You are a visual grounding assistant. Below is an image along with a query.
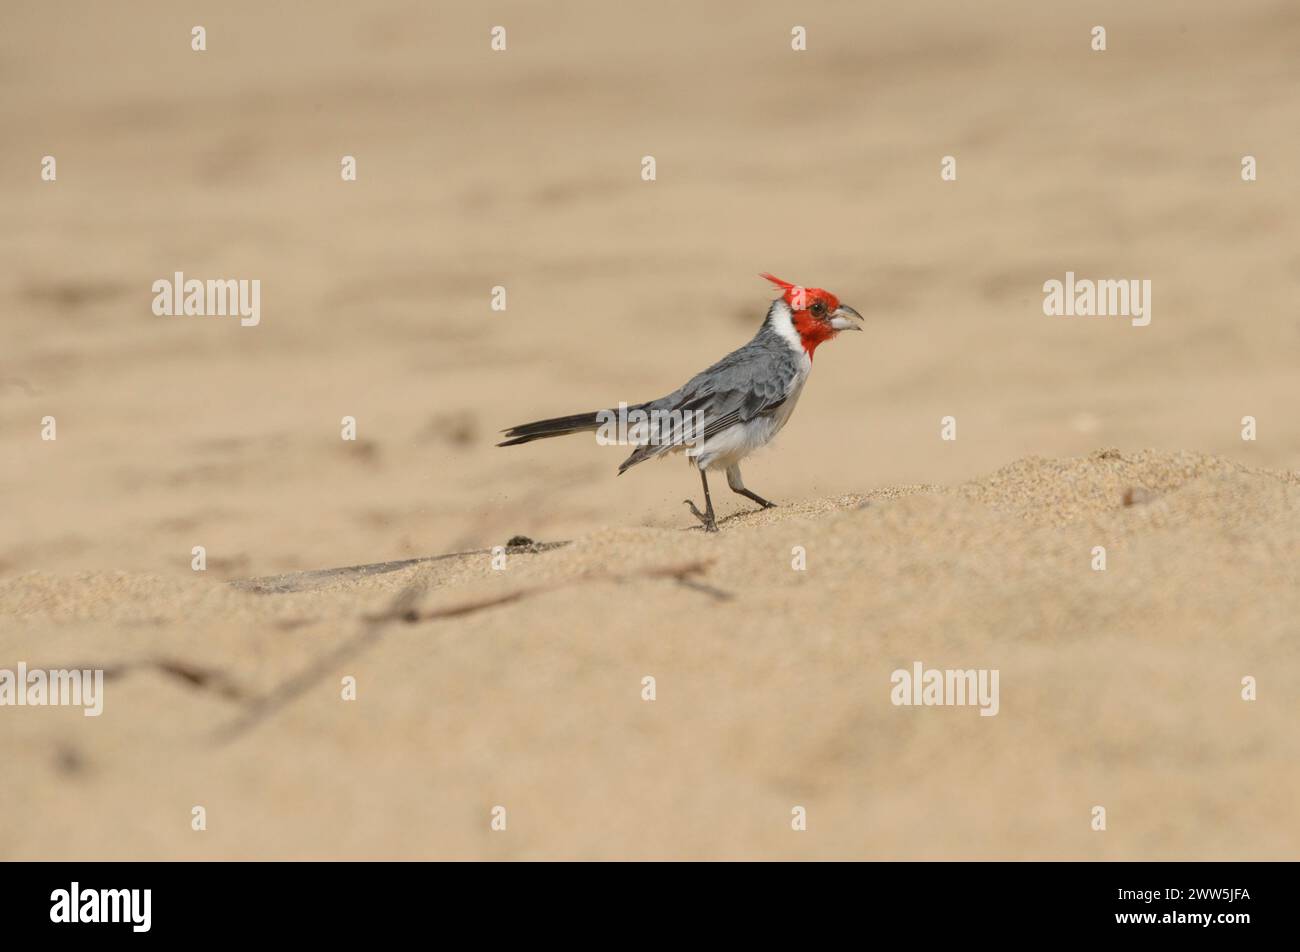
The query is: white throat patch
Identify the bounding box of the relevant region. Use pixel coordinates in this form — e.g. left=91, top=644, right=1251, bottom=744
left=766, top=299, right=806, bottom=357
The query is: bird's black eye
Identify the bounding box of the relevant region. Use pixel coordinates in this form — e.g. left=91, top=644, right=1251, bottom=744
left=810, top=301, right=826, bottom=317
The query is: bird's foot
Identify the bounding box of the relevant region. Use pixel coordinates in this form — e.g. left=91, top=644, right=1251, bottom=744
left=683, top=499, right=718, bottom=532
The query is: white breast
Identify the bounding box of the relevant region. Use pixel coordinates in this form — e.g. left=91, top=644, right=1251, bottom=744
left=691, top=302, right=812, bottom=472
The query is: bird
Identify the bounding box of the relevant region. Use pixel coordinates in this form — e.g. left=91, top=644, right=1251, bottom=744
left=498, top=274, right=863, bottom=531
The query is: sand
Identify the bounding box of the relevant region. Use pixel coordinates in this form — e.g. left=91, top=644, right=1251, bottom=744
left=2, top=450, right=1297, bottom=859
left=2, top=1, right=1299, bottom=859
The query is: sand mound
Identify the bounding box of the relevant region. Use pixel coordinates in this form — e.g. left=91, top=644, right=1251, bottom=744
left=956, top=448, right=1300, bottom=526
left=1, top=450, right=1296, bottom=859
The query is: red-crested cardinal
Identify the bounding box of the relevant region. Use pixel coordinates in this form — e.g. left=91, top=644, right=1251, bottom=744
left=499, top=274, right=863, bottom=531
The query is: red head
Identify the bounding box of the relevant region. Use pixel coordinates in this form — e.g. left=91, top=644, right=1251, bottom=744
left=760, top=273, right=863, bottom=357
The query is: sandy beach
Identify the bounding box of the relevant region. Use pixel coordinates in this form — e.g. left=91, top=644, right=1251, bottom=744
left=2, top=1, right=1298, bottom=859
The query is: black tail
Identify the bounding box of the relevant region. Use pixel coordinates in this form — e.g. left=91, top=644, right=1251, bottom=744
left=498, top=410, right=605, bottom=447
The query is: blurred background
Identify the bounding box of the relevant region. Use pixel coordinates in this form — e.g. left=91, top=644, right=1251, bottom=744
left=3, top=0, right=1299, bottom=577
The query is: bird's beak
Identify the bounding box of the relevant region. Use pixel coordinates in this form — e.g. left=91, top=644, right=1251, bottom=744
left=829, top=304, right=864, bottom=331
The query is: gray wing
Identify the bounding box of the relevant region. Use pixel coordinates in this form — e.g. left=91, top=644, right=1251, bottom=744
left=617, top=333, right=799, bottom=473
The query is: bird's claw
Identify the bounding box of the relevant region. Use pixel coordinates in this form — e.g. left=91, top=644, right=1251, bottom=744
left=683, top=499, right=718, bottom=532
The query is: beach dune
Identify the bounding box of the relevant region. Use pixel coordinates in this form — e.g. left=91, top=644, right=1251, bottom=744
left=2, top=450, right=1296, bottom=860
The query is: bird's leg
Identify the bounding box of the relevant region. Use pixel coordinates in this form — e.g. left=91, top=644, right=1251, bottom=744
left=684, top=469, right=718, bottom=532
left=736, top=488, right=777, bottom=509
left=725, top=464, right=777, bottom=510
